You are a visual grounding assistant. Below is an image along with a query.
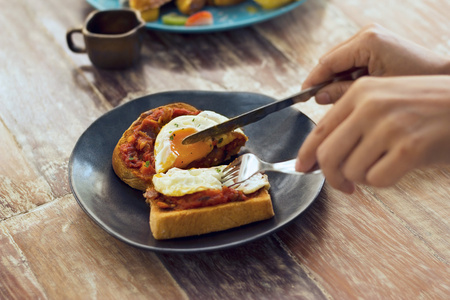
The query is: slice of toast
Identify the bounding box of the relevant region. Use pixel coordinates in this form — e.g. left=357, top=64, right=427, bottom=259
left=112, top=103, right=199, bottom=191
left=149, top=189, right=273, bottom=240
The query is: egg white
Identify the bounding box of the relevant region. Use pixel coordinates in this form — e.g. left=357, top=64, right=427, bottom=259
left=152, top=166, right=270, bottom=197
left=197, top=111, right=245, bottom=146
left=229, top=172, right=271, bottom=194
left=154, top=111, right=247, bottom=173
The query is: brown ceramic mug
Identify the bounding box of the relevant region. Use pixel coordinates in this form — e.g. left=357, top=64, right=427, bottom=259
left=66, top=9, right=146, bottom=69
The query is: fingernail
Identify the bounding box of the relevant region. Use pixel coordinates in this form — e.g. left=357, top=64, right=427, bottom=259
left=295, top=158, right=303, bottom=171
left=341, top=180, right=355, bottom=194
left=315, top=92, right=331, bottom=104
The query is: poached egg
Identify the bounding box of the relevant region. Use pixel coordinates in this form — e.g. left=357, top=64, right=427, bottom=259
left=152, top=166, right=270, bottom=197
left=154, top=111, right=246, bottom=173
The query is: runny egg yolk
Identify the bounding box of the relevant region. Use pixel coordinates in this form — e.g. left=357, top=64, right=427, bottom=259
left=170, top=127, right=212, bottom=168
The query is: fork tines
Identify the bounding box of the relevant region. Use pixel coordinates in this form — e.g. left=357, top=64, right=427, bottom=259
left=221, top=168, right=239, bottom=183
left=220, top=156, right=242, bottom=184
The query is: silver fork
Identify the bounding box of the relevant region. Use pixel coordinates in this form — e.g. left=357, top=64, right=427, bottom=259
left=221, top=153, right=322, bottom=186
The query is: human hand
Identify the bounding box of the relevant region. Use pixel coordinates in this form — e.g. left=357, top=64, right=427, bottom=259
left=296, top=76, right=450, bottom=193
left=303, top=23, right=450, bottom=104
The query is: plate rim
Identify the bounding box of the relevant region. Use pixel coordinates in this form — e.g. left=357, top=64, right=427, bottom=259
left=69, top=90, right=324, bottom=253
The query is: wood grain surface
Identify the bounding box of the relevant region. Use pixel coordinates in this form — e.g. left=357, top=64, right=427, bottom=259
left=1, top=0, right=449, bottom=299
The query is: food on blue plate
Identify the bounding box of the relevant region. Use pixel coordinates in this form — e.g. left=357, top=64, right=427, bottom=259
left=185, top=10, right=214, bottom=26
left=129, top=0, right=171, bottom=21
left=176, top=0, right=206, bottom=15
left=175, top=0, right=245, bottom=15
left=253, top=0, right=293, bottom=9
left=162, top=10, right=214, bottom=26
left=207, top=0, right=246, bottom=6
left=161, top=12, right=189, bottom=25
left=112, top=102, right=274, bottom=240
left=130, top=0, right=295, bottom=27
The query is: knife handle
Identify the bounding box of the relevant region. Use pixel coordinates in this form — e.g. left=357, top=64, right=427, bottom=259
left=291, top=67, right=369, bottom=103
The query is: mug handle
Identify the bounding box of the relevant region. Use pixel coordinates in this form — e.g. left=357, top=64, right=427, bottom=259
left=66, top=28, right=86, bottom=53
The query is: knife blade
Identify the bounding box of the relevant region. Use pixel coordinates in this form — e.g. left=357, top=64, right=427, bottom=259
left=182, top=67, right=368, bottom=145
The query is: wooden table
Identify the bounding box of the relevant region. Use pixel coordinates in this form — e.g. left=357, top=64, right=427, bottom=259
left=1, top=0, right=449, bottom=299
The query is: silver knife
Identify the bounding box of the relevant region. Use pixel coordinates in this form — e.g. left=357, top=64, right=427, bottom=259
left=182, top=67, right=368, bottom=145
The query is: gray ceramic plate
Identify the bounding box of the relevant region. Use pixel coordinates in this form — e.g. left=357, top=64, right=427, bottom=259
left=69, top=91, right=324, bottom=253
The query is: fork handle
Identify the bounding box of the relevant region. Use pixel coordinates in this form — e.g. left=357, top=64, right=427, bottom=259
left=263, top=159, right=322, bottom=175
left=267, top=159, right=297, bottom=174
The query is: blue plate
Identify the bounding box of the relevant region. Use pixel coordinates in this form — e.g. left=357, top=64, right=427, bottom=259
left=86, top=0, right=307, bottom=33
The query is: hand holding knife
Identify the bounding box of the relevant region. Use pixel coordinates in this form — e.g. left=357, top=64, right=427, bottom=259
left=182, top=67, right=368, bottom=145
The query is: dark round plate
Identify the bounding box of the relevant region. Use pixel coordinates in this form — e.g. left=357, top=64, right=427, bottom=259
left=69, top=91, right=324, bottom=253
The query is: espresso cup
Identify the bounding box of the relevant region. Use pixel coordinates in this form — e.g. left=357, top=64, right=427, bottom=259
left=66, top=9, right=146, bottom=69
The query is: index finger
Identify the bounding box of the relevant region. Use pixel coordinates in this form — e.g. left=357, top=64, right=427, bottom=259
left=296, top=93, right=356, bottom=172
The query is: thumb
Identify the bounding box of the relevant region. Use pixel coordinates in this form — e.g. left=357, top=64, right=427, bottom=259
left=314, top=81, right=354, bottom=104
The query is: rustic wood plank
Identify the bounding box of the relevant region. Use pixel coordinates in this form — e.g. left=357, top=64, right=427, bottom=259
left=4, top=196, right=188, bottom=300
left=2, top=0, right=449, bottom=299
left=0, top=0, right=111, bottom=199
left=0, top=224, right=47, bottom=299
left=255, top=0, right=359, bottom=71
left=277, top=184, right=450, bottom=299
left=256, top=4, right=450, bottom=297
left=27, top=0, right=241, bottom=105
left=369, top=167, right=450, bottom=262
left=84, top=26, right=307, bottom=107
left=0, top=121, right=52, bottom=220
left=253, top=0, right=361, bottom=122
left=158, top=235, right=328, bottom=299
left=25, top=1, right=321, bottom=107
left=331, top=0, right=450, bottom=54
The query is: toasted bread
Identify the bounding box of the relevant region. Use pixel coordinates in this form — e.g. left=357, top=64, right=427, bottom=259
left=112, top=103, right=199, bottom=191
left=149, top=188, right=273, bottom=239
left=112, top=102, right=247, bottom=191
left=113, top=102, right=271, bottom=240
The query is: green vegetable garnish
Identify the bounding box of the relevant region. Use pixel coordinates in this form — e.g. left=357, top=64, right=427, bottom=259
left=145, top=161, right=150, bottom=168
left=162, top=13, right=188, bottom=26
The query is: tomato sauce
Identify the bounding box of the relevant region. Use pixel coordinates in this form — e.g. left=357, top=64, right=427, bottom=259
left=186, top=137, right=247, bottom=169
left=145, top=186, right=252, bottom=211
left=119, top=106, right=247, bottom=188
left=119, top=107, right=199, bottom=179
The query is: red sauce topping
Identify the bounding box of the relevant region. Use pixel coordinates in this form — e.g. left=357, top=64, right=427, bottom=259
left=119, top=107, right=199, bottom=180
left=144, top=186, right=251, bottom=211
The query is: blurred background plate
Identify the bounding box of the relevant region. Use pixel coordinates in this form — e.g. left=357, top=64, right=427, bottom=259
left=86, top=0, right=307, bottom=33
